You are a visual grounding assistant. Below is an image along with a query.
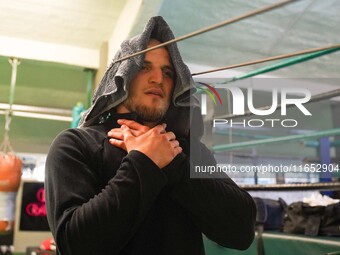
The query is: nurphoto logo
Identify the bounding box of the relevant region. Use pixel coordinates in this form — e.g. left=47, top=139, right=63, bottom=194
left=196, top=82, right=312, bottom=128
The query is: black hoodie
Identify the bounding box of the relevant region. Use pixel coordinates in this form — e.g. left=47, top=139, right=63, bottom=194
left=45, top=16, right=256, bottom=255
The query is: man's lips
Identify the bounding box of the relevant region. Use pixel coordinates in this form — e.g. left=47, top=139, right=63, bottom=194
left=144, top=88, right=164, bottom=98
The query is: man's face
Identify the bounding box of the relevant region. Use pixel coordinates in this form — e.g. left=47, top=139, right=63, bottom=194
left=117, top=39, right=175, bottom=123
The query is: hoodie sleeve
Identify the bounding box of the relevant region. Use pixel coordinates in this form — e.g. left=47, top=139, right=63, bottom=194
left=45, top=129, right=168, bottom=255
left=165, top=139, right=256, bottom=250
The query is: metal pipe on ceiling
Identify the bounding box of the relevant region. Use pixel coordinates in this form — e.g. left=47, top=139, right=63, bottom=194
left=0, top=103, right=72, bottom=122
left=0, top=103, right=72, bottom=116
left=0, top=109, right=72, bottom=122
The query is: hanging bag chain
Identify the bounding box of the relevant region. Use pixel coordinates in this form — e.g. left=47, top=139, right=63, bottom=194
left=0, top=110, right=13, bottom=154
left=0, top=58, right=20, bottom=155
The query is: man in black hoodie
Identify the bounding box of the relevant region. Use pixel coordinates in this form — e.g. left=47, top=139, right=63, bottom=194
left=108, top=38, right=182, bottom=167
left=45, top=16, right=256, bottom=255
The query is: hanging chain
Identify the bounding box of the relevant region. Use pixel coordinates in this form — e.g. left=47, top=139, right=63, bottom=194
left=0, top=58, right=20, bottom=155
left=0, top=111, right=13, bottom=154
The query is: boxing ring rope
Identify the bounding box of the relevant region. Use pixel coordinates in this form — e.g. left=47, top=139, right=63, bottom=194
left=191, top=44, right=340, bottom=76
left=114, top=0, right=297, bottom=63
left=198, top=47, right=340, bottom=81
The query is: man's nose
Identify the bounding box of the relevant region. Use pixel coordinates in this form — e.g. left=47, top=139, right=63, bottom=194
left=149, top=68, right=163, bottom=84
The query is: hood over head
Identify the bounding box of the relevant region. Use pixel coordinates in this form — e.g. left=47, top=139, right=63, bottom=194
left=79, top=16, right=203, bottom=138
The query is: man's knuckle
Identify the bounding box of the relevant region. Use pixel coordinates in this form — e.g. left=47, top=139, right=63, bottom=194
left=161, top=135, right=168, bottom=141
left=151, top=129, right=158, bottom=135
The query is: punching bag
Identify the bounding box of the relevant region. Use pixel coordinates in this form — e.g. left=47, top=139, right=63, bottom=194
left=0, top=153, right=22, bottom=232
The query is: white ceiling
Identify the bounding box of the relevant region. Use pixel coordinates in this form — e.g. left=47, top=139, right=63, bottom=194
left=0, top=0, right=125, bottom=48
left=0, top=0, right=131, bottom=68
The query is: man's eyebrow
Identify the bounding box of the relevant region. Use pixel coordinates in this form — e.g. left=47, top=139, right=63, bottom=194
left=144, top=60, right=174, bottom=71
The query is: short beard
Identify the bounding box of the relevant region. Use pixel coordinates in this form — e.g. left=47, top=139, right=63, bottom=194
left=122, top=98, right=168, bottom=123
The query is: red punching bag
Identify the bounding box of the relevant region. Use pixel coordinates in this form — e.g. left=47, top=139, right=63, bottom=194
left=0, top=153, right=22, bottom=192
left=0, top=58, right=22, bottom=233
left=0, top=153, right=22, bottom=232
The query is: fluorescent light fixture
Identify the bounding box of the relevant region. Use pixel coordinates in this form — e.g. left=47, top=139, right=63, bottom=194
left=0, top=110, right=72, bottom=122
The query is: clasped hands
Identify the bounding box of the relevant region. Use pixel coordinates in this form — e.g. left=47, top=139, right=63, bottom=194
left=108, top=119, right=182, bottom=169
